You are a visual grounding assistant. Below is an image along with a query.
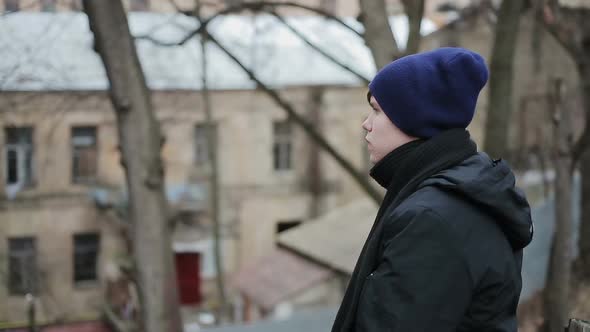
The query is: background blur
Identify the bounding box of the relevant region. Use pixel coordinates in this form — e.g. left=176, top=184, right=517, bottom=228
left=0, top=0, right=589, bottom=331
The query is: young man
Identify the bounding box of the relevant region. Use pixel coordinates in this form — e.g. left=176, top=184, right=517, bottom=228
left=331, top=48, right=534, bottom=332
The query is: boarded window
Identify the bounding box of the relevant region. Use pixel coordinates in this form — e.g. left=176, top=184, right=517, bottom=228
left=73, top=233, right=100, bottom=283
left=273, top=121, right=292, bottom=171
left=8, top=237, right=38, bottom=295
left=72, top=126, right=97, bottom=183
left=194, top=123, right=216, bottom=166
left=5, top=127, right=34, bottom=187
left=4, top=0, right=19, bottom=12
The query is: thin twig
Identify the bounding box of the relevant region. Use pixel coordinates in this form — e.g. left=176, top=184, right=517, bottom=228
left=137, top=1, right=362, bottom=46
left=269, top=10, right=370, bottom=84
left=537, top=3, right=583, bottom=60
left=204, top=31, right=382, bottom=203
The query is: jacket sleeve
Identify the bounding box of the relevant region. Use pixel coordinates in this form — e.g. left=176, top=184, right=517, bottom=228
left=356, top=208, right=473, bottom=332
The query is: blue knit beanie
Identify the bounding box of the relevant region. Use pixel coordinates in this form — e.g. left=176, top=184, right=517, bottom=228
left=368, top=47, right=488, bottom=138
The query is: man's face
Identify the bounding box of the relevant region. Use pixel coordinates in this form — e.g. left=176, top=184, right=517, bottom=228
left=362, top=96, right=416, bottom=164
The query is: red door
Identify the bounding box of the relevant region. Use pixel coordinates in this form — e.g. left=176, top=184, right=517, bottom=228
left=175, top=253, right=202, bottom=305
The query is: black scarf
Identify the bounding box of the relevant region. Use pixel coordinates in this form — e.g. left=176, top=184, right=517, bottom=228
left=331, top=129, right=478, bottom=332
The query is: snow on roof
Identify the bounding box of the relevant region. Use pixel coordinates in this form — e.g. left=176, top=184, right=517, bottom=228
left=0, top=12, right=435, bottom=91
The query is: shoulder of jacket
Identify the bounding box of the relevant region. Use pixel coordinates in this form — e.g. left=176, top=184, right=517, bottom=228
left=381, top=202, right=449, bottom=238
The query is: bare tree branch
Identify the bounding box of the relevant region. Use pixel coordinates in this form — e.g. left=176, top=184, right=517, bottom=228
left=358, top=0, right=399, bottom=69
left=168, top=1, right=362, bottom=46
left=401, top=0, right=425, bottom=55
left=197, top=0, right=229, bottom=321
left=268, top=10, right=370, bottom=84
left=483, top=0, right=525, bottom=158
left=136, top=9, right=370, bottom=86
left=202, top=31, right=383, bottom=203
left=139, top=1, right=382, bottom=202
left=538, top=3, right=584, bottom=60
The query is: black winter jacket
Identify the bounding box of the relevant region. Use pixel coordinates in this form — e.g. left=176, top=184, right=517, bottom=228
left=332, top=132, right=533, bottom=332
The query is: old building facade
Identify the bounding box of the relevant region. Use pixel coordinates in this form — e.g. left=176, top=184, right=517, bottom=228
left=0, top=11, right=375, bottom=327
left=0, top=86, right=370, bottom=325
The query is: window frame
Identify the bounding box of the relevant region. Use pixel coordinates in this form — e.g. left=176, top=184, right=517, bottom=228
left=71, top=126, right=98, bottom=184
left=194, top=123, right=216, bottom=166
left=4, top=126, right=35, bottom=189
left=4, top=0, right=20, bottom=12
left=273, top=121, right=293, bottom=171
left=8, top=237, right=38, bottom=296
left=73, top=232, right=100, bottom=285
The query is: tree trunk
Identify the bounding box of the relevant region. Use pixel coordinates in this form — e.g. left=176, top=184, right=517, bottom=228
left=543, top=79, right=574, bottom=332
left=307, top=87, right=324, bottom=218
left=576, top=61, right=590, bottom=280
left=83, top=1, right=182, bottom=332
left=401, top=0, right=424, bottom=55
left=200, top=28, right=228, bottom=322
left=483, top=0, right=525, bottom=159
left=358, top=0, right=399, bottom=70
left=204, top=32, right=384, bottom=203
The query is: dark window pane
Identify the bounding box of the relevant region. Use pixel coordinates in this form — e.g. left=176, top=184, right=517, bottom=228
left=8, top=237, right=37, bottom=295
left=7, top=150, right=18, bottom=184
left=72, top=126, right=97, bottom=183
left=72, top=127, right=96, bottom=146
left=273, top=144, right=280, bottom=170
left=5, top=127, right=34, bottom=186
left=74, top=233, right=100, bottom=283
left=5, top=127, right=32, bottom=144
left=5, top=0, right=19, bottom=12
left=273, top=121, right=292, bottom=171
left=24, top=148, right=33, bottom=185
left=194, top=123, right=216, bottom=165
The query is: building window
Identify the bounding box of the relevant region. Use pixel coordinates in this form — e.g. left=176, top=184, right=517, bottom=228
left=4, top=0, right=19, bottom=12
left=5, top=127, right=34, bottom=188
left=273, top=121, right=292, bottom=171
left=194, top=123, right=216, bottom=166
left=41, top=0, right=55, bottom=11
left=71, top=126, right=97, bottom=183
left=129, top=0, right=149, bottom=11
left=73, top=233, right=100, bottom=284
left=8, top=237, right=38, bottom=295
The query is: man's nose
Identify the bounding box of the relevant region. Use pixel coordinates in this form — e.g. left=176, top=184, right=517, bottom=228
left=362, top=117, right=371, bottom=131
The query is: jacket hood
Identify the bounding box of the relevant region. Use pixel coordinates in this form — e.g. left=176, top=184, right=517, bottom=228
left=420, top=153, right=533, bottom=250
